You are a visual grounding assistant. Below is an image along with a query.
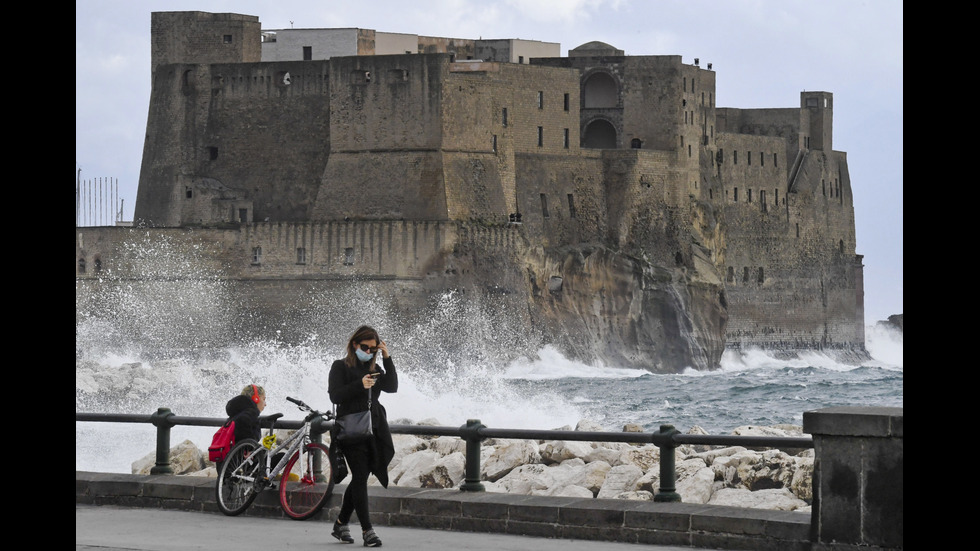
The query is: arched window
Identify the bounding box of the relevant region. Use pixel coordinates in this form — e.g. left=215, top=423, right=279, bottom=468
left=583, top=119, right=617, bottom=149
left=582, top=72, right=618, bottom=108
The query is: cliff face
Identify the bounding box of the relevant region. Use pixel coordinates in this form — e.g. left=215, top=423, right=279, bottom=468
left=524, top=246, right=726, bottom=372
left=425, top=232, right=728, bottom=372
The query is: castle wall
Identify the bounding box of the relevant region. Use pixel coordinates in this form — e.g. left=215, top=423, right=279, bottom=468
left=135, top=60, right=333, bottom=226
left=151, top=12, right=261, bottom=74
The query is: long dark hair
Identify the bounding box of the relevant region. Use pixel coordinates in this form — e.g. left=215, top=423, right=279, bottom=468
left=343, top=325, right=380, bottom=368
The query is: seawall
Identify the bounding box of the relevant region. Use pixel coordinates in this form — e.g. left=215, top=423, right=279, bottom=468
left=76, top=471, right=812, bottom=550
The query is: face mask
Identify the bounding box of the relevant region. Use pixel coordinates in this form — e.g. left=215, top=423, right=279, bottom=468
left=355, top=348, right=374, bottom=362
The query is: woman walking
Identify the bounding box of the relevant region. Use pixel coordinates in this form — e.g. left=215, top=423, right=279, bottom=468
left=328, top=325, right=398, bottom=547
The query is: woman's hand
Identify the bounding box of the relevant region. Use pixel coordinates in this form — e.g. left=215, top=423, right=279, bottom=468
left=362, top=372, right=378, bottom=389
left=378, top=340, right=389, bottom=359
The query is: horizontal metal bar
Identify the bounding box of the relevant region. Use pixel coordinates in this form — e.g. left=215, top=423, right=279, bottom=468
left=77, top=412, right=812, bottom=449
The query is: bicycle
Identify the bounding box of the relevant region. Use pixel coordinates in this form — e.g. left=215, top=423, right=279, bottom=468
left=216, top=397, right=336, bottom=520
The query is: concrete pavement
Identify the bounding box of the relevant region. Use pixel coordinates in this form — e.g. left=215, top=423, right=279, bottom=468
left=76, top=505, right=712, bottom=550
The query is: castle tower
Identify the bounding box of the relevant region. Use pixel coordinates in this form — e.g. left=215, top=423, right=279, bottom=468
left=802, top=91, right=833, bottom=151
left=150, top=12, right=261, bottom=74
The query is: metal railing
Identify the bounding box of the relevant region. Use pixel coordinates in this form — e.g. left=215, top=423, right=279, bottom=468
left=76, top=408, right=813, bottom=502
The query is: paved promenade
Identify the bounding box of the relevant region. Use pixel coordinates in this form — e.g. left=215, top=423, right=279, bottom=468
left=76, top=471, right=811, bottom=550
left=77, top=504, right=706, bottom=550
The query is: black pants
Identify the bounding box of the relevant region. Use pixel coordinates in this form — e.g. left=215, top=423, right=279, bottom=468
left=336, top=442, right=373, bottom=531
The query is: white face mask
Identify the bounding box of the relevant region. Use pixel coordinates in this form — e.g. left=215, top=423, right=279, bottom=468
left=355, top=348, right=374, bottom=362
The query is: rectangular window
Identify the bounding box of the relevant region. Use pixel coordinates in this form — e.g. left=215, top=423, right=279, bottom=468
left=502, top=108, right=508, bottom=127
left=209, top=146, right=218, bottom=160
left=537, top=126, right=543, bottom=147
left=303, top=46, right=312, bottom=60
left=734, top=187, right=738, bottom=202
left=567, top=194, right=576, bottom=218
left=343, top=247, right=354, bottom=266
left=296, top=247, right=306, bottom=264
left=252, top=247, right=262, bottom=265
left=563, top=128, right=569, bottom=148
left=186, top=187, right=193, bottom=199
left=519, top=55, right=524, bottom=64
left=223, top=35, right=233, bottom=44
left=748, top=189, right=753, bottom=203
left=748, top=151, right=752, bottom=166
left=734, top=151, right=738, bottom=164
left=238, top=208, right=248, bottom=223
left=760, top=190, right=767, bottom=212
left=492, top=134, right=497, bottom=153
left=540, top=194, right=549, bottom=218
left=774, top=153, right=778, bottom=167
left=537, top=91, right=543, bottom=109
left=760, top=152, right=764, bottom=166
left=563, top=93, right=570, bottom=111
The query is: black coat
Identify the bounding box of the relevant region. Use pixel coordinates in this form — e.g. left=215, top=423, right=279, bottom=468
left=328, top=355, right=398, bottom=487
left=225, top=394, right=261, bottom=443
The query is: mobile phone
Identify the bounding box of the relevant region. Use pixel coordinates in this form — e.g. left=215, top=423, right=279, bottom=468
left=368, top=373, right=380, bottom=379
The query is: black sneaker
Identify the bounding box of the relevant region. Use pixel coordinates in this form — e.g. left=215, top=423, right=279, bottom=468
left=331, top=522, right=354, bottom=544
left=362, top=529, right=382, bottom=547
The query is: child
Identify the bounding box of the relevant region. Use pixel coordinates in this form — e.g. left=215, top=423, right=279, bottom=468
left=225, top=384, right=266, bottom=443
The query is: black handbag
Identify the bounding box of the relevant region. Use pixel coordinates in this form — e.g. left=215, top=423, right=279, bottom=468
left=335, top=389, right=374, bottom=442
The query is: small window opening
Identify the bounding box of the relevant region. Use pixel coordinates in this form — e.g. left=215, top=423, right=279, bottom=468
left=238, top=208, right=248, bottom=223
left=757, top=267, right=765, bottom=284
left=537, top=126, right=543, bottom=147
left=344, top=248, right=354, bottom=266
left=78, top=258, right=86, bottom=274
left=297, top=247, right=306, bottom=264
left=540, top=194, right=549, bottom=218
left=492, top=134, right=497, bottom=153
left=567, top=194, right=576, bottom=218
left=94, top=258, right=102, bottom=273
left=303, top=46, right=312, bottom=60
left=186, top=187, right=193, bottom=199
left=563, top=129, right=570, bottom=149
left=631, top=138, right=642, bottom=149
left=742, top=267, right=749, bottom=283
left=563, top=93, right=570, bottom=111
left=537, top=91, right=543, bottom=109
left=727, top=266, right=734, bottom=282
left=252, top=247, right=262, bottom=265
left=502, top=108, right=508, bottom=127
left=209, top=147, right=218, bottom=160
left=223, top=35, right=233, bottom=44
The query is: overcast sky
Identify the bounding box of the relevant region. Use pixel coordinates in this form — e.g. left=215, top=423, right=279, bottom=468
left=75, top=0, right=902, bottom=324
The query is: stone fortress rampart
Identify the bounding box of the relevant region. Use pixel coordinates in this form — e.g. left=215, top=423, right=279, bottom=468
left=76, top=10, right=866, bottom=371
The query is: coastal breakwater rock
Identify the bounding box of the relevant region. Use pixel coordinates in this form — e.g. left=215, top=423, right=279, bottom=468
left=134, top=420, right=812, bottom=512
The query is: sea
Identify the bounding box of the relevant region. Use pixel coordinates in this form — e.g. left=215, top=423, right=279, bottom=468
left=76, top=311, right=902, bottom=474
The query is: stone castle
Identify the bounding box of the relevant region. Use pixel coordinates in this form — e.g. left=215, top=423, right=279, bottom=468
left=74, top=11, right=865, bottom=372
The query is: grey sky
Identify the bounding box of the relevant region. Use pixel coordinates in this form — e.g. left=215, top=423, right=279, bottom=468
left=75, top=0, right=902, bottom=324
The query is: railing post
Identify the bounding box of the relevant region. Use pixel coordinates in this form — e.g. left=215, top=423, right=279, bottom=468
left=653, top=424, right=681, bottom=502
left=458, top=418, right=486, bottom=492
left=149, top=407, right=176, bottom=475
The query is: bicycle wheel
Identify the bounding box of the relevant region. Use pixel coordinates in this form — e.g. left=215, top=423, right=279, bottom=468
left=279, top=442, right=334, bottom=520
left=216, top=439, right=265, bottom=516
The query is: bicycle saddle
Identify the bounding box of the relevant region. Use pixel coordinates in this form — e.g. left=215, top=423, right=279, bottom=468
left=262, top=412, right=285, bottom=427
